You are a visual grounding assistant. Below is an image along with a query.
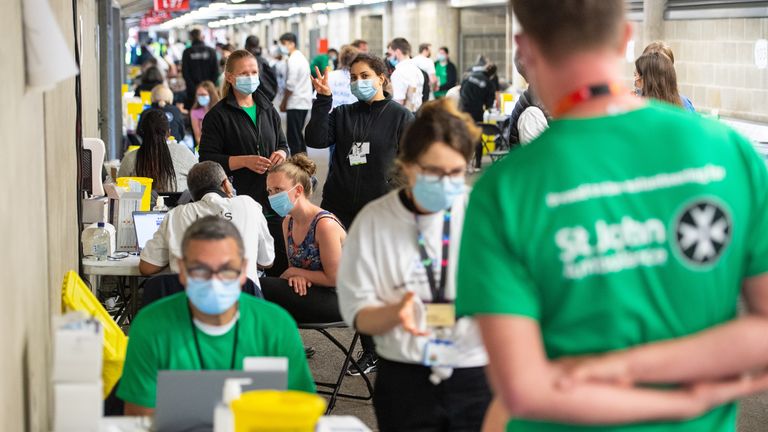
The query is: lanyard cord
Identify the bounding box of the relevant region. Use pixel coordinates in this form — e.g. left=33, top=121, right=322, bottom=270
left=552, top=83, right=625, bottom=117
left=349, top=100, right=391, bottom=154
left=415, top=210, right=451, bottom=303
left=189, top=306, right=240, bottom=370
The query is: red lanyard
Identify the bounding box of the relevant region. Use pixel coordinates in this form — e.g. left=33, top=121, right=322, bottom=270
left=552, top=83, right=625, bottom=117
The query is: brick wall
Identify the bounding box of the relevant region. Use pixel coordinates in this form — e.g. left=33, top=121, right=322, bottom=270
left=459, top=6, right=508, bottom=80
left=663, top=18, right=768, bottom=122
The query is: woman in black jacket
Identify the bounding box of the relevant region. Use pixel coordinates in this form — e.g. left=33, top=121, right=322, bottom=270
left=306, top=53, right=414, bottom=375
left=306, top=53, right=414, bottom=230
left=199, top=49, right=290, bottom=276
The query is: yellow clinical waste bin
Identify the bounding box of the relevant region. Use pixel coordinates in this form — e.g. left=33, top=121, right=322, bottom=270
left=231, top=390, right=326, bottom=432
left=116, top=177, right=153, bottom=211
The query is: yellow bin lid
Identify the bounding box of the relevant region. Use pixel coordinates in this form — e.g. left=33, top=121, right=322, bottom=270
left=231, top=390, right=326, bottom=432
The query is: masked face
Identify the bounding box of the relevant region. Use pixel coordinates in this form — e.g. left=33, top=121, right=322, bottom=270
left=412, top=174, right=466, bottom=213
left=234, top=75, right=260, bottom=95
left=350, top=79, right=378, bottom=102
left=197, top=94, right=211, bottom=107
left=185, top=277, right=241, bottom=315
left=267, top=184, right=299, bottom=217
left=279, top=44, right=290, bottom=56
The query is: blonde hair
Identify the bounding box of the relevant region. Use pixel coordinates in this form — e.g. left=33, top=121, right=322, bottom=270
left=221, top=49, right=257, bottom=99
left=269, top=154, right=317, bottom=197
left=643, top=41, right=675, bottom=64
left=151, top=84, right=174, bottom=107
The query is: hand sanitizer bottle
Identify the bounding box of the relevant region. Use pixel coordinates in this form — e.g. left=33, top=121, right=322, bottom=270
left=213, top=378, right=252, bottom=432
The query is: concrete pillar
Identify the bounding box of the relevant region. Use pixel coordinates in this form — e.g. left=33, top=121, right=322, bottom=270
left=643, top=0, right=665, bottom=45
left=506, top=1, right=516, bottom=88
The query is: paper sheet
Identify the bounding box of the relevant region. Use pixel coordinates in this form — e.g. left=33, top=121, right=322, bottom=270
left=23, top=0, right=79, bottom=91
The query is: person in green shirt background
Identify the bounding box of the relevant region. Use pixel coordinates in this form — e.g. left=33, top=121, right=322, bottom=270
left=118, top=216, right=315, bottom=416
left=458, top=1, right=768, bottom=431
left=434, top=46, right=457, bottom=98
left=311, top=48, right=338, bottom=78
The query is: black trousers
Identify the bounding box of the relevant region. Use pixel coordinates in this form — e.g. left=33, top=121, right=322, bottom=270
left=286, top=109, right=308, bottom=155
left=374, top=359, right=492, bottom=432
left=264, top=217, right=288, bottom=277
left=260, top=277, right=343, bottom=323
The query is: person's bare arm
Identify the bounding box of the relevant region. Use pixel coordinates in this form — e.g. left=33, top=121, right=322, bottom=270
left=481, top=397, right=509, bottom=432
left=139, top=260, right=164, bottom=276
left=281, top=218, right=344, bottom=287
left=228, top=155, right=272, bottom=174
left=478, top=315, right=768, bottom=424
left=124, top=402, right=154, bottom=417
left=564, top=274, right=768, bottom=386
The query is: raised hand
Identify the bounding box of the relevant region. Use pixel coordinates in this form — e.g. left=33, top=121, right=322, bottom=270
left=311, top=66, right=332, bottom=96
left=397, top=292, right=430, bottom=337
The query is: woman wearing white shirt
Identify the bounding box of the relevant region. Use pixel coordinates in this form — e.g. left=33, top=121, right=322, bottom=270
left=337, top=98, right=491, bottom=432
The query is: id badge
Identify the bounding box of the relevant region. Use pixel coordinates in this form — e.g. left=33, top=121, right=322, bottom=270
left=349, top=155, right=367, bottom=166
left=425, top=303, right=456, bottom=328
left=423, top=338, right=460, bottom=367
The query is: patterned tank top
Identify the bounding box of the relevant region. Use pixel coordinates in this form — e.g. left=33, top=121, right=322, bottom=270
left=287, top=211, right=345, bottom=271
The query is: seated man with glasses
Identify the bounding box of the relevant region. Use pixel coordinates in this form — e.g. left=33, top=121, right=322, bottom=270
left=140, top=161, right=275, bottom=286
left=118, top=216, right=315, bottom=415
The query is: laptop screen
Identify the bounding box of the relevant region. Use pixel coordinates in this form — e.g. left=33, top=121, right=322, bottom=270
left=132, top=211, right=167, bottom=251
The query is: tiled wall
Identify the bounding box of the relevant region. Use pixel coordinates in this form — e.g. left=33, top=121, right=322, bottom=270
left=663, top=18, right=768, bottom=122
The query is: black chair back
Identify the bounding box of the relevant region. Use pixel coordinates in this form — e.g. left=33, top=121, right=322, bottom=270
left=141, top=274, right=263, bottom=309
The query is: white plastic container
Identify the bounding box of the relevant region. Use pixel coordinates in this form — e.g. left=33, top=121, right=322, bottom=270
left=213, top=378, right=252, bottom=432
left=82, top=222, right=116, bottom=259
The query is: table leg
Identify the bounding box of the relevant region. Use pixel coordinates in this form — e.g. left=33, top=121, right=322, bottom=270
left=87, top=274, right=101, bottom=296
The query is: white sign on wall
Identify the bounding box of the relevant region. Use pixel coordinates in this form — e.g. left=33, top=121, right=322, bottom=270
left=755, top=39, right=768, bottom=70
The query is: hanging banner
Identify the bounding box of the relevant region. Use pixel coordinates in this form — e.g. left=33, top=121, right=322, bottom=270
left=140, top=10, right=172, bottom=28
left=153, top=0, right=189, bottom=12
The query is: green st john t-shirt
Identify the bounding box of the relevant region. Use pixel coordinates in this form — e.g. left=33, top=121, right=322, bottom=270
left=435, top=61, right=448, bottom=98
left=457, top=102, right=768, bottom=432
left=116, top=292, right=315, bottom=408
left=242, top=104, right=258, bottom=128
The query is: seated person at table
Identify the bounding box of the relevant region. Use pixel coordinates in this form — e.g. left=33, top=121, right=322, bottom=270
left=118, top=216, right=315, bottom=415
left=119, top=108, right=198, bottom=193
left=260, top=154, right=346, bottom=324
left=139, top=161, right=274, bottom=284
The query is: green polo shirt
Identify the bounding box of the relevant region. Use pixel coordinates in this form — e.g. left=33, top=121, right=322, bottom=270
left=117, top=292, right=315, bottom=408
left=457, top=102, right=768, bottom=432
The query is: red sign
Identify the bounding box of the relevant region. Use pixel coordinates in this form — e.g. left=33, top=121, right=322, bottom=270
left=153, top=0, right=189, bottom=12
left=140, top=10, right=172, bottom=28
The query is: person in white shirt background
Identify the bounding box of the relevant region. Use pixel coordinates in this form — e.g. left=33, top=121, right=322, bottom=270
left=139, top=161, right=275, bottom=287
left=278, top=33, right=313, bottom=155
left=413, top=42, right=438, bottom=97
left=387, top=37, right=425, bottom=112
left=336, top=98, right=490, bottom=432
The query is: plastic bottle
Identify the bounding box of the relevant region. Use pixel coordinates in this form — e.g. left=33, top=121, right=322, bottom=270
left=213, top=378, right=252, bottom=432
left=92, top=222, right=110, bottom=261
left=153, top=196, right=169, bottom=211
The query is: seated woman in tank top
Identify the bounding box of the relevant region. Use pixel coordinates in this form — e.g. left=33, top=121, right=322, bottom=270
left=260, top=154, right=347, bottom=324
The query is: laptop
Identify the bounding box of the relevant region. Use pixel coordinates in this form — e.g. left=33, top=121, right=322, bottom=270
left=154, top=369, right=288, bottom=432
left=132, top=211, right=167, bottom=252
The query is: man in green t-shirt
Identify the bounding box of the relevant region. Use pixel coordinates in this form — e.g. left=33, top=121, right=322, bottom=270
left=434, top=46, right=457, bottom=98
left=118, top=216, right=315, bottom=415
left=457, top=1, right=768, bottom=431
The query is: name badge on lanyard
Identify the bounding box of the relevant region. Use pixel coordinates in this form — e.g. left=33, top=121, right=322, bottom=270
left=423, top=336, right=460, bottom=367
left=417, top=210, right=455, bottom=329
left=349, top=141, right=370, bottom=166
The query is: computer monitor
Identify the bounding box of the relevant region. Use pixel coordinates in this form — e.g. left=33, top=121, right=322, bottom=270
left=155, top=369, right=288, bottom=432
left=132, top=211, right=166, bottom=251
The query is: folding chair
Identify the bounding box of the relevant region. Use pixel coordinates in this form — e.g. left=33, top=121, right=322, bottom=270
left=477, top=122, right=511, bottom=163
left=298, top=322, right=374, bottom=414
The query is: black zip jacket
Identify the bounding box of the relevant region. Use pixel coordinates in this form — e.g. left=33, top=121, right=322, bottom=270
left=459, top=69, right=496, bottom=122
left=256, top=55, right=278, bottom=102
left=198, top=90, right=288, bottom=214
left=508, top=89, right=533, bottom=145
left=181, top=41, right=219, bottom=103
left=305, top=93, right=414, bottom=227
left=437, top=61, right=458, bottom=93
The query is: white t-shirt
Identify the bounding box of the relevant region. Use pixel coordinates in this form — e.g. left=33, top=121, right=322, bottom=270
left=412, top=55, right=436, bottom=78
left=284, top=50, right=313, bottom=110
left=390, top=58, right=425, bottom=112
left=518, top=106, right=549, bottom=145
left=328, top=69, right=358, bottom=108
left=337, top=190, right=487, bottom=368
left=118, top=142, right=198, bottom=192
left=140, top=192, right=275, bottom=285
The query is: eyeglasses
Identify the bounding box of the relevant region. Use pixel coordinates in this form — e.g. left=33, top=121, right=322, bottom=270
left=417, top=163, right=466, bottom=182
left=184, top=264, right=242, bottom=281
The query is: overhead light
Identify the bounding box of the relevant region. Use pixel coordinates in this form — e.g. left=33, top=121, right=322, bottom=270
left=312, top=2, right=327, bottom=10
left=326, top=2, right=347, bottom=9
left=289, top=6, right=312, bottom=14
left=230, top=0, right=246, bottom=3
left=344, top=0, right=362, bottom=4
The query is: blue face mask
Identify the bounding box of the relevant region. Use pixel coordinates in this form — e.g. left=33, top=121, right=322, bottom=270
left=234, top=75, right=260, bottom=95
left=279, top=44, right=290, bottom=56
left=388, top=57, right=399, bottom=67
left=350, top=79, right=378, bottom=102
left=197, top=95, right=211, bottom=107
left=185, top=277, right=241, bottom=315
left=268, top=185, right=298, bottom=217
left=436, top=54, right=447, bottom=63
left=412, top=174, right=466, bottom=213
